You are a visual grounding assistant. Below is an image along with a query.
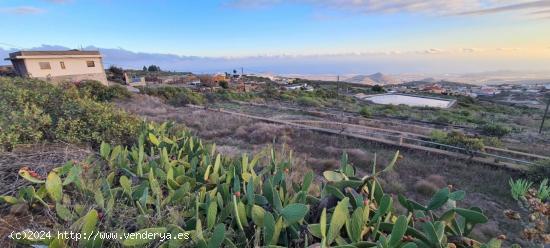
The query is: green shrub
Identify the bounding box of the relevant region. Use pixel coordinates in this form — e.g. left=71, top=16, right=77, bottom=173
left=483, top=136, right=503, bottom=147
left=297, top=96, right=322, bottom=107
left=71, top=80, right=131, bottom=101
left=139, top=86, right=204, bottom=106
left=219, top=80, right=228, bottom=89
left=481, top=123, right=511, bottom=138
left=359, top=106, right=373, bottom=118
left=0, top=77, right=140, bottom=151
left=430, top=130, right=485, bottom=152
left=371, top=84, right=385, bottom=92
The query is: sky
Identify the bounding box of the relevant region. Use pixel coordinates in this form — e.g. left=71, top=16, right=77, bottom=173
left=1, top=0, right=550, bottom=74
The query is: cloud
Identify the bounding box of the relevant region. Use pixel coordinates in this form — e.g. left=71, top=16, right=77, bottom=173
left=461, top=48, right=481, bottom=53
left=422, top=48, right=445, bottom=54
left=227, top=0, right=550, bottom=16
left=458, top=0, right=550, bottom=15
left=496, top=47, right=521, bottom=52
left=530, top=8, right=550, bottom=14
left=227, top=0, right=483, bottom=14
left=0, top=6, right=46, bottom=15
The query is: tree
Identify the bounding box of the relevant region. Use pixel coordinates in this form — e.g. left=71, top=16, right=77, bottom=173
left=107, top=65, right=125, bottom=83
left=219, top=81, right=229, bottom=89
left=108, top=65, right=124, bottom=75
left=148, top=65, right=161, bottom=72
left=142, top=66, right=147, bottom=71
left=371, top=85, right=385, bottom=93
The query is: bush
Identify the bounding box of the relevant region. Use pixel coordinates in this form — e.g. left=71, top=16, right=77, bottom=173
left=219, top=80, right=228, bottom=89
left=297, top=96, right=322, bottom=107
left=371, top=84, right=385, bottom=92
left=359, top=106, right=373, bottom=118
left=414, top=180, right=438, bottom=196
left=0, top=77, right=140, bottom=151
left=481, top=123, right=511, bottom=138
left=139, top=86, right=204, bottom=106
left=71, top=80, right=131, bottom=101
left=430, top=130, right=485, bottom=152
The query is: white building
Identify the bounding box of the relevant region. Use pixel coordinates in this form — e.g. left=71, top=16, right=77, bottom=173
left=5, top=50, right=108, bottom=85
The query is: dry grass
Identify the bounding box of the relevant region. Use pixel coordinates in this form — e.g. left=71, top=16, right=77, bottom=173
left=380, top=171, right=406, bottom=194
left=414, top=180, right=439, bottom=196
left=0, top=143, right=92, bottom=196
left=306, top=158, right=339, bottom=173
left=235, top=122, right=293, bottom=144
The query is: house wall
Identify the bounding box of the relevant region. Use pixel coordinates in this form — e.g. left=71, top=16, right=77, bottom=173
left=11, top=59, right=28, bottom=76
left=21, top=57, right=107, bottom=85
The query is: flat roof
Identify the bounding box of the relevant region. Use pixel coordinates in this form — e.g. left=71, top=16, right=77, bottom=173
left=7, top=50, right=102, bottom=60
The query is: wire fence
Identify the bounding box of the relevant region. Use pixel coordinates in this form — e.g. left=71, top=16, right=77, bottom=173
left=189, top=104, right=545, bottom=170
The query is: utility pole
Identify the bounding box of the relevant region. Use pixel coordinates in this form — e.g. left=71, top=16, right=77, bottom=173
left=540, top=95, right=550, bottom=134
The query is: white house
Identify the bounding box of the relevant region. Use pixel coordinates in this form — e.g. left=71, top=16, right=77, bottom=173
left=5, top=50, right=108, bottom=85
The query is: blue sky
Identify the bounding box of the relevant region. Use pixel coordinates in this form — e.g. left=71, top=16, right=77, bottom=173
left=1, top=0, right=550, bottom=74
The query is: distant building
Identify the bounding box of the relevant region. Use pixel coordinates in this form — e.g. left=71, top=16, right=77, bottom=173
left=421, top=84, right=445, bottom=94
left=5, top=50, right=108, bottom=85
left=123, top=72, right=146, bottom=86
left=284, top=83, right=313, bottom=91
left=473, top=86, right=501, bottom=96
left=213, top=74, right=227, bottom=84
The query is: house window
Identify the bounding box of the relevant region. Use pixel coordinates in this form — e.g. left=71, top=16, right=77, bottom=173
left=39, top=62, right=51, bottom=70
left=86, top=61, right=95, bottom=67
left=60, top=61, right=66, bottom=69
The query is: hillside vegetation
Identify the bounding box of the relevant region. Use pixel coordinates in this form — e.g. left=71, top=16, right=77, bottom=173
left=0, top=78, right=140, bottom=151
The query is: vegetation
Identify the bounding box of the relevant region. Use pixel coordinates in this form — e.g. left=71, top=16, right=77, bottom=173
left=371, top=85, right=385, bottom=93
left=107, top=65, right=126, bottom=84
left=359, top=106, right=373, bottom=118
left=206, top=90, right=257, bottom=102
left=430, top=131, right=485, bottom=153
left=297, top=96, right=322, bottom=107
left=481, top=123, right=511, bottom=138
left=139, top=86, right=205, bottom=106
left=0, top=78, right=140, bottom=151
left=219, top=80, right=229, bottom=89
left=506, top=178, right=549, bottom=247
left=74, top=80, right=131, bottom=101
left=0, top=121, right=508, bottom=247
left=147, top=65, right=162, bottom=72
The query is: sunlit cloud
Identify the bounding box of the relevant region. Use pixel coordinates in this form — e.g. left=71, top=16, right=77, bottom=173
left=458, top=0, right=550, bottom=15
left=422, top=48, right=445, bottom=54
left=226, top=0, right=550, bottom=16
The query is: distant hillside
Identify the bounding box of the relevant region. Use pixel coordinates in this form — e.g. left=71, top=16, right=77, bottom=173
left=345, top=72, right=400, bottom=85
left=399, top=80, right=474, bottom=88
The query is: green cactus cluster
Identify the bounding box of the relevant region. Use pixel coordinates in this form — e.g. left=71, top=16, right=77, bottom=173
left=1, top=122, right=507, bottom=247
